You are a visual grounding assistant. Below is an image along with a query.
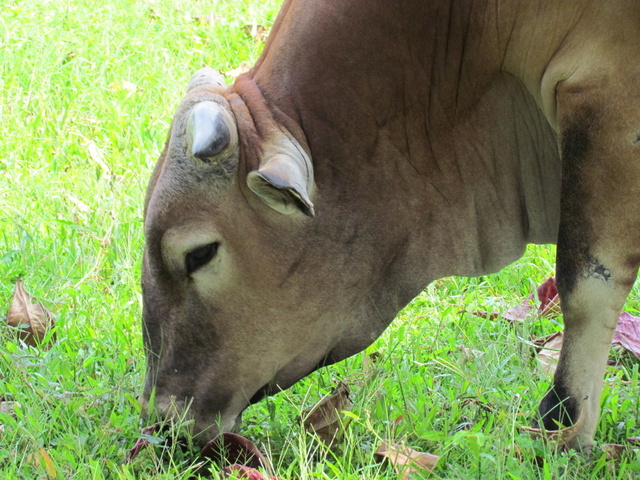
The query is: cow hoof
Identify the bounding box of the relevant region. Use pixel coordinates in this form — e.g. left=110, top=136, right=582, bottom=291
left=529, top=394, right=592, bottom=452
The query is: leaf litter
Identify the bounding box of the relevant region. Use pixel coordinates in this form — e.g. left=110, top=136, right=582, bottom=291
left=301, top=381, right=353, bottom=447
left=374, top=441, right=439, bottom=478
left=5, top=280, right=55, bottom=348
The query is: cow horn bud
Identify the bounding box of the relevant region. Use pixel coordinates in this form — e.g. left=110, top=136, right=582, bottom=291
left=187, top=101, right=233, bottom=161
left=187, top=67, right=226, bottom=92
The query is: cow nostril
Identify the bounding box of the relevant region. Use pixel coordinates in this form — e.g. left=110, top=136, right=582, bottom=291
left=185, top=242, right=219, bottom=275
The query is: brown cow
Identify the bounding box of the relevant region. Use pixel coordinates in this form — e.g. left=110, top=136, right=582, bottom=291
left=140, top=0, right=640, bottom=451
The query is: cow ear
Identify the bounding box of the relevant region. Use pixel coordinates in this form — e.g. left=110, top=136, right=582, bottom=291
left=247, top=153, right=315, bottom=217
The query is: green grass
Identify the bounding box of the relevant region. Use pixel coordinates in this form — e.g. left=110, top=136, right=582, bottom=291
left=1, top=0, right=640, bottom=478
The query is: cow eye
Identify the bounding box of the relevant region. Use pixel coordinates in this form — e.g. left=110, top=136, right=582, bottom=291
left=185, top=242, right=219, bottom=274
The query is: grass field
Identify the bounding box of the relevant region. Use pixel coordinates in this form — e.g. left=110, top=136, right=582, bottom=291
left=2, top=0, right=640, bottom=478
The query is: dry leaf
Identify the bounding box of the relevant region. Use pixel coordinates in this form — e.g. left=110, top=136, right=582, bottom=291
left=192, top=14, right=222, bottom=25
left=612, top=312, right=640, bottom=359
left=6, top=281, right=55, bottom=347
left=200, top=432, right=266, bottom=469
left=125, top=424, right=159, bottom=463
left=535, top=332, right=563, bottom=376
left=537, top=277, right=561, bottom=317
left=626, top=435, right=640, bottom=445
left=601, top=443, right=631, bottom=461
left=502, top=295, right=534, bottom=322
left=0, top=401, right=20, bottom=417
left=0, top=401, right=20, bottom=437
left=220, top=464, right=277, bottom=480
left=374, top=441, right=439, bottom=478
left=225, top=61, right=252, bottom=79
left=458, top=346, right=484, bottom=361
left=242, top=24, right=270, bottom=42
left=302, top=382, right=353, bottom=446
left=362, top=351, right=382, bottom=377
left=40, top=448, right=57, bottom=478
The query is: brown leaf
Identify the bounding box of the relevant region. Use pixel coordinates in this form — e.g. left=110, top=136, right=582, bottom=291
left=6, top=280, right=55, bottom=347
left=465, top=310, right=500, bottom=320
left=362, top=351, right=383, bottom=377
left=125, top=424, right=159, bottom=463
left=0, top=401, right=20, bottom=437
left=601, top=443, right=631, bottom=461
left=242, top=24, right=270, bottom=42
left=220, top=464, right=278, bottom=480
left=302, top=382, right=353, bottom=446
left=502, top=295, right=534, bottom=322
left=225, top=61, right=252, bottom=79
left=200, top=432, right=266, bottom=469
left=535, top=332, right=563, bottom=376
left=192, top=14, right=222, bottom=25
left=374, top=441, right=439, bottom=478
left=39, top=448, right=57, bottom=478
left=626, top=435, right=640, bottom=445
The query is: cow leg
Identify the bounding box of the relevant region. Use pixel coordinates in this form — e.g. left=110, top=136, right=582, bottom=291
left=538, top=90, right=640, bottom=451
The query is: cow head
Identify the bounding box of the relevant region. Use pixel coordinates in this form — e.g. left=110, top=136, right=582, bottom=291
left=139, top=68, right=400, bottom=443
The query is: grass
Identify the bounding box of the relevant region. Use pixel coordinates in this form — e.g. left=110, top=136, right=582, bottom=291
left=1, top=0, right=639, bottom=478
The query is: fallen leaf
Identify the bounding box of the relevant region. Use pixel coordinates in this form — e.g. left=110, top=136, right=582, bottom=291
left=192, top=14, right=222, bottom=25
left=39, top=448, right=57, bottom=478
left=537, top=277, right=561, bottom=317
left=200, top=432, right=267, bottom=470
left=362, top=351, right=383, bottom=377
left=502, top=294, right=534, bottom=322
left=221, top=464, right=277, bottom=480
left=0, top=401, right=20, bottom=417
left=62, top=51, right=77, bottom=65
left=374, top=441, right=439, bottom=478
left=302, top=382, right=353, bottom=447
left=0, top=401, right=20, bottom=437
left=612, top=312, right=640, bottom=358
left=601, top=443, right=631, bottom=461
left=107, top=80, right=139, bottom=94
left=458, top=346, right=484, bottom=361
left=466, top=310, right=500, bottom=320
left=6, top=280, right=55, bottom=347
left=626, top=435, right=640, bottom=445
left=535, top=332, right=563, bottom=376
left=125, top=424, right=159, bottom=463
left=225, top=61, right=252, bottom=79
left=242, top=24, right=270, bottom=42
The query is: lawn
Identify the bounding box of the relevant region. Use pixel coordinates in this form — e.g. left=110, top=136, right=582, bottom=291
left=1, top=0, right=640, bottom=478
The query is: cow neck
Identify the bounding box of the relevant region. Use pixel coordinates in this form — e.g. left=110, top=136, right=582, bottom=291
left=228, top=75, right=310, bottom=171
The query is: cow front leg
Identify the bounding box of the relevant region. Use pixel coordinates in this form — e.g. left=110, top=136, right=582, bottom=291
left=537, top=90, right=640, bottom=451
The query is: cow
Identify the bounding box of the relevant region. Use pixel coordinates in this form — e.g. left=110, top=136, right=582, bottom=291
left=139, top=0, right=640, bottom=452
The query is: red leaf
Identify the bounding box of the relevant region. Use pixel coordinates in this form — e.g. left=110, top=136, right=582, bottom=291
left=502, top=294, right=534, bottom=322
left=125, top=425, right=158, bottom=463
left=221, top=464, right=278, bottom=480
left=537, top=277, right=561, bottom=317
left=200, top=432, right=266, bottom=469
left=612, top=312, right=640, bottom=358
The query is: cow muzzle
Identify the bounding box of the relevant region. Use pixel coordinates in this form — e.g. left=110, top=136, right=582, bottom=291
left=138, top=392, right=243, bottom=445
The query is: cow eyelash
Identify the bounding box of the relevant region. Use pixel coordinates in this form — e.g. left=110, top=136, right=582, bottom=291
left=185, top=242, right=219, bottom=275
